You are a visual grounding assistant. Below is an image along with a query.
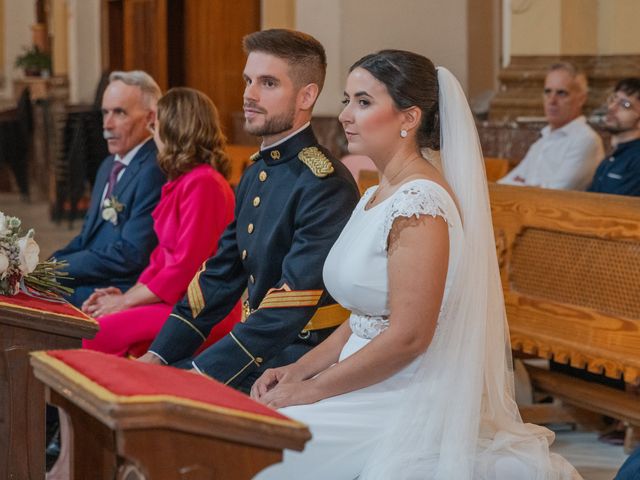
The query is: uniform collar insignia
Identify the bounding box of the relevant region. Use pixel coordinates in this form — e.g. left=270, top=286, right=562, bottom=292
left=259, top=126, right=317, bottom=166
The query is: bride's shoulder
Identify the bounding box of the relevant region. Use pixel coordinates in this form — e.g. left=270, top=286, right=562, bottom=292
left=392, top=176, right=455, bottom=205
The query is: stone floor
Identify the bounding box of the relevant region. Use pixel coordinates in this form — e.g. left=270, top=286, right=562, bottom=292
left=0, top=191, right=629, bottom=479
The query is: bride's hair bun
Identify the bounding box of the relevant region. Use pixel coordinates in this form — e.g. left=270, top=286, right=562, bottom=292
left=349, top=50, right=440, bottom=151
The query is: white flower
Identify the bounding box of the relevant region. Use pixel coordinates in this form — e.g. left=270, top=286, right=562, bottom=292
left=18, top=232, right=40, bottom=274
left=0, top=250, right=9, bottom=278
left=101, top=196, right=124, bottom=226
left=0, top=212, right=8, bottom=235
left=102, top=206, right=118, bottom=225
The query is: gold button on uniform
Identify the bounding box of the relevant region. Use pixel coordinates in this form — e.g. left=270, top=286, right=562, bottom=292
left=247, top=223, right=254, bottom=234
left=253, top=196, right=261, bottom=207
left=249, top=274, right=255, bottom=284
left=259, top=171, right=267, bottom=182
left=242, top=249, right=247, bottom=260
left=255, top=357, right=263, bottom=364
left=270, top=150, right=281, bottom=160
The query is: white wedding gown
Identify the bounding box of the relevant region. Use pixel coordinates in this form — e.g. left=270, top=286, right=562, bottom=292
left=255, top=179, right=580, bottom=480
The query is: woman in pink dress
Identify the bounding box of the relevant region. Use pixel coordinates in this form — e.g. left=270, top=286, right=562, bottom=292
left=82, top=87, right=241, bottom=357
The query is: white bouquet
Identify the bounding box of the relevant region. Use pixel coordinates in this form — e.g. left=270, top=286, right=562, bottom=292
left=0, top=211, right=72, bottom=297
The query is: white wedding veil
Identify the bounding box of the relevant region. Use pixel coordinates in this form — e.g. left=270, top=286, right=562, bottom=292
left=359, top=67, right=581, bottom=479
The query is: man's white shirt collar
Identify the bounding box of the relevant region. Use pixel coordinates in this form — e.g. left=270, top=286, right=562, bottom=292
left=542, top=115, right=586, bottom=138
left=261, top=122, right=311, bottom=150
left=115, top=137, right=151, bottom=166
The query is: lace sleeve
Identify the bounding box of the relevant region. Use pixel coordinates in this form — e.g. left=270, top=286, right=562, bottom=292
left=381, top=182, right=450, bottom=250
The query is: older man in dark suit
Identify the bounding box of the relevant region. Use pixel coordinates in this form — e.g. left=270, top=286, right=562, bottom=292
left=52, top=70, right=165, bottom=307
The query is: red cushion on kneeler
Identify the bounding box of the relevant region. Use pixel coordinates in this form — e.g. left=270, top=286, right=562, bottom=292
left=46, top=349, right=290, bottom=423
left=0, top=292, right=95, bottom=323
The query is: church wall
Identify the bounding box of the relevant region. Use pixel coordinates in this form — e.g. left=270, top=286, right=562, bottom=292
left=597, top=0, right=640, bottom=55
left=2, top=0, right=34, bottom=97
left=294, top=0, right=470, bottom=116
left=510, top=0, right=640, bottom=57
left=510, top=0, right=561, bottom=56
left=262, top=0, right=295, bottom=29
left=67, top=0, right=101, bottom=103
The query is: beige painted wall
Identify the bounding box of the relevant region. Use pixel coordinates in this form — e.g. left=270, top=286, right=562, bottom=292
left=295, top=0, right=342, bottom=116
left=2, top=0, right=35, bottom=97
left=295, top=0, right=470, bottom=116
left=262, top=0, right=295, bottom=29
left=510, top=0, right=561, bottom=55
left=510, top=0, right=640, bottom=56
left=51, top=0, right=69, bottom=76
left=560, top=0, right=597, bottom=54
left=67, top=0, right=101, bottom=103
left=597, top=0, right=640, bottom=54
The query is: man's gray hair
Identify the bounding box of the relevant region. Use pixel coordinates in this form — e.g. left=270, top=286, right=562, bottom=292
left=548, top=62, right=588, bottom=94
left=109, top=70, right=162, bottom=108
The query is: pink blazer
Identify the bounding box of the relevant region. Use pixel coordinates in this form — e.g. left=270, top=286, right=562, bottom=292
left=138, top=164, right=235, bottom=305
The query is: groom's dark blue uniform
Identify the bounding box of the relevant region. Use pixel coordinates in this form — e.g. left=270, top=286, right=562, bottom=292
left=149, top=126, right=360, bottom=392
left=53, top=139, right=165, bottom=307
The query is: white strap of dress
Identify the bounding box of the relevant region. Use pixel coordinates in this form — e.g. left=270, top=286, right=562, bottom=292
left=381, top=181, right=450, bottom=250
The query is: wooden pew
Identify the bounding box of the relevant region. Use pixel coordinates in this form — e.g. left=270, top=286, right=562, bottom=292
left=490, top=184, right=640, bottom=448
left=0, top=293, right=97, bottom=480
left=355, top=156, right=509, bottom=196
left=31, top=349, right=310, bottom=479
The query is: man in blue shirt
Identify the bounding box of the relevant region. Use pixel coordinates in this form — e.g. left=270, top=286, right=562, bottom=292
left=588, top=78, right=640, bottom=196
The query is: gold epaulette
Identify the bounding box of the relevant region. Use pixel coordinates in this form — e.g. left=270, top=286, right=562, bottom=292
left=249, top=151, right=261, bottom=162
left=187, top=262, right=207, bottom=318
left=298, top=146, right=334, bottom=177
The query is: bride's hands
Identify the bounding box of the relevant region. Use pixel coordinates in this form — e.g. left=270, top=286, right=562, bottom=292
left=250, top=364, right=302, bottom=400
left=258, top=379, right=321, bottom=409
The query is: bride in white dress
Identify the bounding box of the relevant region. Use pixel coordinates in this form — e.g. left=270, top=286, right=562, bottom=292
left=252, top=50, right=582, bottom=480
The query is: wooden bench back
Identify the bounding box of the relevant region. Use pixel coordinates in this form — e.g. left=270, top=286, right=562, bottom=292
left=226, top=144, right=256, bottom=187
left=484, top=156, right=510, bottom=182
left=489, top=184, right=640, bottom=383
left=357, top=169, right=378, bottom=194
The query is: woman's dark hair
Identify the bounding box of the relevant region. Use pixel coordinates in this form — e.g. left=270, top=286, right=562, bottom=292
left=349, top=50, right=440, bottom=150
left=156, top=87, right=230, bottom=180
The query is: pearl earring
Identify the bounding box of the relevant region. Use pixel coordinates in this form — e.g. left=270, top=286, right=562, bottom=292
left=400, top=129, right=408, bottom=138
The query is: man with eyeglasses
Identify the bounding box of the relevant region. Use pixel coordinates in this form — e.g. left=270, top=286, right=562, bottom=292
left=588, top=78, right=640, bottom=196
left=499, top=62, right=604, bottom=190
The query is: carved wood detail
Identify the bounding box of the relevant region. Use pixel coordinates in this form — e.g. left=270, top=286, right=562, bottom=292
left=490, top=184, right=640, bottom=383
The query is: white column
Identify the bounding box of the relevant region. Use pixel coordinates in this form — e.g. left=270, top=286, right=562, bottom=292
left=502, top=0, right=511, bottom=67
left=67, top=0, right=101, bottom=103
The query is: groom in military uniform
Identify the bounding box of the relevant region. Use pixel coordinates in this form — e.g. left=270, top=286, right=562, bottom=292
left=140, top=29, right=360, bottom=392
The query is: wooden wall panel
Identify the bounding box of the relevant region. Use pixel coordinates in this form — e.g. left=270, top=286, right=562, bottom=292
left=103, top=0, right=259, bottom=128
left=122, top=0, right=168, bottom=90
left=182, top=0, right=260, bottom=136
